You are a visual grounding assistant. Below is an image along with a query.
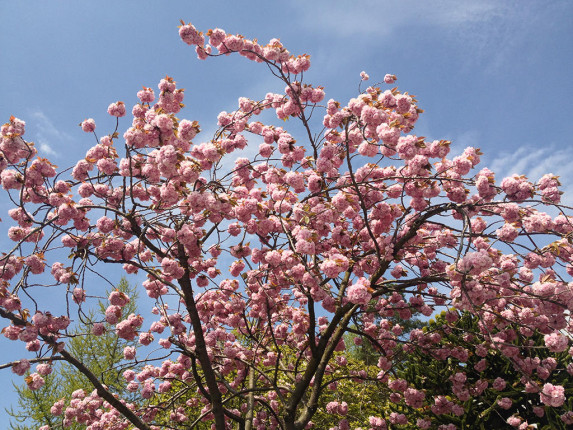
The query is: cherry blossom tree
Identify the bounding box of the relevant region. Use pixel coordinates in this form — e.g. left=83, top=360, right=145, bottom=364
left=1, top=21, right=573, bottom=429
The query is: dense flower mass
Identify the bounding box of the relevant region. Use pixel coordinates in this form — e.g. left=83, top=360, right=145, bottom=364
left=0, top=21, right=572, bottom=430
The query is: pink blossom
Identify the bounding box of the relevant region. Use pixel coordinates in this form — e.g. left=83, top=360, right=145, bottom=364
left=326, top=401, right=339, bottom=414
left=346, top=278, right=372, bottom=306
left=80, top=118, right=96, bottom=132
left=496, top=223, right=519, bottom=242
left=141, top=380, right=155, bottom=399
left=389, top=412, right=407, bottom=425
left=540, top=383, right=565, bottom=407
left=137, top=87, right=155, bottom=103
left=105, top=305, right=122, bottom=324
left=533, top=406, right=545, bottom=417
left=107, top=101, right=126, bottom=117
left=544, top=332, right=569, bottom=352
left=384, top=74, right=396, bottom=84
left=92, top=322, right=105, bottom=336
left=26, top=372, right=45, bottom=390
left=369, top=416, right=387, bottom=429
left=109, top=290, right=130, bottom=307
left=561, top=411, right=573, bottom=425
left=72, top=288, right=86, bottom=304
left=123, top=346, right=136, bottom=360
left=1, top=169, right=23, bottom=190
left=230, top=260, right=245, bottom=276
left=12, top=359, right=30, bottom=376
left=493, top=377, right=506, bottom=391
left=404, top=388, right=425, bottom=408
left=178, top=119, right=199, bottom=141
left=139, top=332, right=154, bottom=346
left=36, top=363, right=52, bottom=376
left=24, top=254, right=45, bottom=274
left=501, top=175, right=534, bottom=201
left=497, top=397, right=512, bottom=409
left=50, top=399, right=64, bottom=416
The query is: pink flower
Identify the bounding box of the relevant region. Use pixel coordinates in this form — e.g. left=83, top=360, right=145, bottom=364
left=1, top=169, right=23, bottom=190
left=346, top=278, right=372, bottom=306
left=389, top=412, right=407, bottom=425
left=92, top=322, right=105, bottom=336
left=137, top=87, right=155, bottom=103
left=24, top=254, right=45, bottom=274
left=105, top=305, right=122, bottom=324
left=107, top=101, right=126, bottom=117
left=360, top=71, right=369, bottom=81
left=544, top=332, right=569, bottom=352
left=493, top=377, right=507, bottom=391
left=96, top=158, right=117, bottom=175
left=540, top=383, right=565, bottom=407
left=496, top=223, right=519, bottom=242
left=36, top=363, right=52, bottom=376
left=384, top=74, right=396, bottom=84
left=326, top=401, right=339, bottom=414
left=209, top=28, right=226, bottom=47
left=72, top=288, right=86, bottom=304
left=123, top=346, right=136, bottom=360
left=369, top=416, right=387, bottom=430
left=26, top=372, right=45, bottom=390
left=501, top=175, right=534, bottom=201
left=561, top=411, right=573, bottom=425
left=230, top=260, right=245, bottom=276
left=497, top=397, right=512, bottom=409
left=50, top=399, right=65, bottom=416
left=404, top=388, right=425, bottom=408
left=80, top=118, right=96, bottom=132
left=533, top=406, right=545, bottom=417
left=139, top=332, right=154, bottom=346
left=12, top=359, right=30, bottom=376
left=320, top=254, right=350, bottom=278
left=178, top=119, right=199, bottom=141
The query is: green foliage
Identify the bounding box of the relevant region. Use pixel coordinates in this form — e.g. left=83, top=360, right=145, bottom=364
left=309, top=315, right=425, bottom=428
left=7, top=278, right=139, bottom=430
left=7, top=371, right=62, bottom=430
left=345, top=313, right=425, bottom=367
left=389, top=311, right=573, bottom=429
left=311, top=354, right=390, bottom=428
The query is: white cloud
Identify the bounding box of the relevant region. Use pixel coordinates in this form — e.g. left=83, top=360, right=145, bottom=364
left=39, top=141, right=57, bottom=156
left=29, top=110, right=72, bottom=159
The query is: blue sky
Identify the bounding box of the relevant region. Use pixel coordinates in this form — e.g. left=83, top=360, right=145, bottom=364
left=0, top=0, right=572, bottom=422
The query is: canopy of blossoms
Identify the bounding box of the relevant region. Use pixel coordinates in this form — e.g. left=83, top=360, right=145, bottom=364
left=0, top=21, right=572, bottom=430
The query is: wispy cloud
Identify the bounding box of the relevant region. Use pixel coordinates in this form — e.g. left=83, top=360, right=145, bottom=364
left=293, top=0, right=502, bottom=37
left=292, top=0, right=560, bottom=74
left=38, top=142, right=57, bottom=157
left=487, top=145, right=573, bottom=206
left=29, top=110, right=72, bottom=158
